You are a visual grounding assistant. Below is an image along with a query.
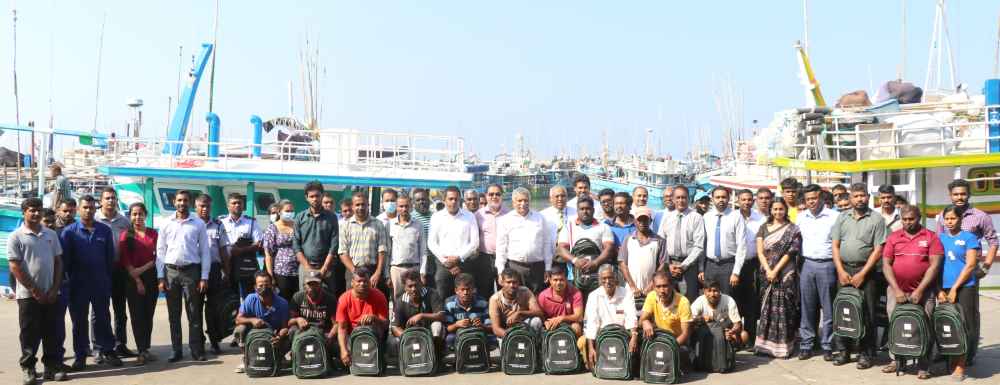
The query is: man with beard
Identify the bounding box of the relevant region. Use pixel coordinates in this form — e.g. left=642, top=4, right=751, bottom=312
left=556, top=196, right=614, bottom=297
left=538, top=264, right=584, bottom=336
left=607, top=192, right=637, bottom=250
left=597, top=189, right=616, bottom=222
left=701, top=187, right=747, bottom=295
left=335, top=266, right=389, bottom=367
left=428, top=186, right=480, bottom=297
left=566, top=174, right=594, bottom=217
left=389, top=270, right=445, bottom=353
left=194, top=195, right=231, bottom=354
left=736, top=189, right=765, bottom=346
left=877, top=185, right=902, bottom=232
left=289, top=271, right=339, bottom=362
left=233, top=272, right=291, bottom=373
left=474, top=184, right=508, bottom=297
left=489, top=269, right=545, bottom=337
left=95, top=187, right=135, bottom=359
left=691, top=279, right=748, bottom=348
left=293, top=181, right=342, bottom=297
left=496, top=188, right=553, bottom=293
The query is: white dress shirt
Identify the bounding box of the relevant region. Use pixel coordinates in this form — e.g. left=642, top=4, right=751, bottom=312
left=496, top=210, right=553, bottom=272
left=703, top=207, right=748, bottom=275
left=584, top=286, right=638, bottom=340
left=797, top=207, right=839, bottom=260
left=656, top=207, right=706, bottom=269
left=428, top=208, right=479, bottom=264
left=219, top=214, right=263, bottom=247
left=741, top=210, right=767, bottom=259
left=540, top=205, right=577, bottom=243
left=156, top=215, right=211, bottom=280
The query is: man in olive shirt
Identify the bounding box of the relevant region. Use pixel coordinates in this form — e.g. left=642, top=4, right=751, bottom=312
left=831, top=183, right=886, bottom=369
left=293, top=181, right=342, bottom=297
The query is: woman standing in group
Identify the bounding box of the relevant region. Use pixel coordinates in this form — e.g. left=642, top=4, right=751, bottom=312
left=264, top=199, right=299, bottom=302
left=938, top=205, right=980, bottom=382
left=120, top=202, right=158, bottom=365
left=754, top=199, right=802, bottom=359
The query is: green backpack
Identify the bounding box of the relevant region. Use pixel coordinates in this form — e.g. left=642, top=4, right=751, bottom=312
left=244, top=328, right=278, bottom=378
left=398, top=326, right=437, bottom=376
left=888, top=303, right=932, bottom=375
left=640, top=330, right=681, bottom=384
left=291, top=327, right=329, bottom=378
left=455, top=327, right=491, bottom=373
left=542, top=323, right=581, bottom=374
left=501, top=323, right=539, bottom=375
left=932, top=302, right=967, bottom=356
left=833, top=286, right=866, bottom=340
left=348, top=325, right=384, bottom=376
left=593, top=324, right=632, bottom=380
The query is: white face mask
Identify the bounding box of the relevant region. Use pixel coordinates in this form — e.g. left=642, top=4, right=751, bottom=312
left=280, top=212, right=295, bottom=221
left=383, top=201, right=397, bottom=214
left=270, top=213, right=279, bottom=223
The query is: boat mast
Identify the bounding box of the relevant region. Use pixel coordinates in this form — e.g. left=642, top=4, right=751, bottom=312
left=994, top=10, right=999, bottom=76
left=11, top=3, right=22, bottom=195
left=93, top=12, right=106, bottom=132
left=924, top=0, right=957, bottom=92
left=899, top=0, right=906, bottom=80
left=207, top=0, right=220, bottom=113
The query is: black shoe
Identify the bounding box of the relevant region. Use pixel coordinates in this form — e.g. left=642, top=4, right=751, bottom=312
left=43, top=365, right=68, bottom=381
left=93, top=352, right=105, bottom=365
left=229, top=339, right=238, bottom=348
left=211, top=341, right=222, bottom=355
left=191, top=352, right=207, bottom=362
left=70, top=358, right=86, bottom=372
left=101, top=353, right=123, bottom=367
left=115, top=345, right=138, bottom=358
left=168, top=351, right=183, bottom=363
left=22, top=367, right=37, bottom=385
left=856, top=355, right=872, bottom=370
left=823, top=351, right=835, bottom=362
left=833, top=352, right=850, bottom=366
left=798, top=350, right=812, bottom=360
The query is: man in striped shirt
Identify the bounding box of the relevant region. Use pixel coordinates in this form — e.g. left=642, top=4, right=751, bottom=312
left=338, top=191, right=388, bottom=299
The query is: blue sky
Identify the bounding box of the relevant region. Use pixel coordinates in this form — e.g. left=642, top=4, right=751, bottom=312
left=1, top=0, right=998, bottom=160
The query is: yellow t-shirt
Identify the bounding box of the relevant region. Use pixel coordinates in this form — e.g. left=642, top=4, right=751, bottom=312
left=788, top=207, right=799, bottom=224
left=641, top=290, right=692, bottom=337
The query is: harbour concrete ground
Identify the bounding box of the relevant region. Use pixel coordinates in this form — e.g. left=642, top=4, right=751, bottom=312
left=0, top=295, right=997, bottom=385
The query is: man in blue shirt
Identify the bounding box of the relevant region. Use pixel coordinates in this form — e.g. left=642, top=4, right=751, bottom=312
left=606, top=192, right=637, bottom=250
left=234, top=271, right=291, bottom=373
left=444, top=273, right=494, bottom=348
left=61, top=195, right=121, bottom=369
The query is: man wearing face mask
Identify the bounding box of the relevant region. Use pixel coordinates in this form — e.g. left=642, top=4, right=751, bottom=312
left=375, top=189, right=399, bottom=228
left=233, top=272, right=291, bottom=374
left=475, top=184, right=508, bottom=297
left=194, top=195, right=231, bottom=354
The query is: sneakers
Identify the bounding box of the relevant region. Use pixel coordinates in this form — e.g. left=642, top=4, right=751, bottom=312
left=99, top=353, right=123, bottom=367
left=70, top=358, right=86, bottom=372
left=234, top=363, right=246, bottom=373
left=42, top=365, right=68, bottom=381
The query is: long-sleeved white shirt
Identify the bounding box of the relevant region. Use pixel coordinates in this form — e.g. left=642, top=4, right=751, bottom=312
left=428, top=208, right=479, bottom=264
left=495, top=210, right=553, bottom=272
left=656, top=207, right=705, bottom=270
left=703, top=207, right=747, bottom=275
left=156, top=215, right=211, bottom=280
left=583, top=286, right=638, bottom=340
left=741, top=210, right=767, bottom=259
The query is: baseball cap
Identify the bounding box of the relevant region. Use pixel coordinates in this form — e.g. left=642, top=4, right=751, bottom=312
left=634, top=207, right=653, bottom=219
left=305, top=270, right=322, bottom=284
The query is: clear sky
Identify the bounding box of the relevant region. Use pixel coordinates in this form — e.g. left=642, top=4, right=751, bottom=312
left=1, top=0, right=998, bottom=160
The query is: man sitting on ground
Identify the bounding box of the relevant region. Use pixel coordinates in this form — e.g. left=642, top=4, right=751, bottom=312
left=538, top=264, right=584, bottom=336
left=234, top=272, right=291, bottom=373
left=289, top=271, right=339, bottom=360
left=335, top=266, right=389, bottom=367
left=639, top=271, right=693, bottom=369
left=389, top=270, right=446, bottom=353
left=444, top=273, right=494, bottom=348
left=690, top=279, right=749, bottom=348
left=582, top=264, right=639, bottom=370
left=489, top=269, right=545, bottom=338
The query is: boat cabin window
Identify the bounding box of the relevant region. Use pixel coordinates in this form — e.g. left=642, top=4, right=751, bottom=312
left=158, top=188, right=203, bottom=211
left=968, top=167, right=1000, bottom=195
left=254, top=192, right=276, bottom=213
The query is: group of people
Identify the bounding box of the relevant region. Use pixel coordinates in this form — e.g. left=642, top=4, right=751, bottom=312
left=9, top=172, right=991, bottom=383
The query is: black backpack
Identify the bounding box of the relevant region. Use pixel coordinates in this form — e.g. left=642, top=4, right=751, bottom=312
left=348, top=325, right=384, bottom=376
left=542, top=323, right=581, bottom=374
left=291, top=327, right=329, bottom=378
left=640, top=330, right=681, bottom=384
left=593, top=324, right=632, bottom=380
left=570, top=238, right=601, bottom=292
left=501, top=323, right=539, bottom=375
left=455, top=327, right=491, bottom=373
left=244, top=328, right=278, bottom=378
left=888, top=303, right=932, bottom=375
left=933, top=302, right=967, bottom=356
left=219, top=291, right=241, bottom=339
left=833, top=286, right=866, bottom=340
left=230, top=217, right=261, bottom=280
left=693, top=323, right=733, bottom=374
left=398, top=326, right=437, bottom=376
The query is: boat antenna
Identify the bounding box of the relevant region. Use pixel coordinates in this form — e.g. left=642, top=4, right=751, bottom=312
left=802, top=0, right=809, bottom=53
left=92, top=12, right=107, bottom=132
left=207, top=0, right=220, bottom=113
left=12, top=2, right=23, bottom=196
left=899, top=0, right=906, bottom=80
left=924, top=0, right=957, bottom=92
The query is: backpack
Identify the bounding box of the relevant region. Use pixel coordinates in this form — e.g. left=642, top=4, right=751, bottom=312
left=501, top=323, right=539, bottom=375
left=570, top=237, right=601, bottom=292
left=398, top=326, right=437, bottom=376
left=888, top=303, right=932, bottom=375
left=291, top=327, right=329, bottom=378
left=348, top=325, right=384, bottom=376
left=455, top=327, right=491, bottom=373
left=693, top=323, right=733, bottom=374
left=640, top=330, right=681, bottom=384
left=833, top=286, right=867, bottom=340
left=593, top=324, right=632, bottom=380
left=244, top=328, right=278, bottom=378
left=231, top=217, right=261, bottom=280
left=542, top=323, right=581, bottom=374
left=932, top=302, right=967, bottom=356
left=219, top=291, right=241, bottom=339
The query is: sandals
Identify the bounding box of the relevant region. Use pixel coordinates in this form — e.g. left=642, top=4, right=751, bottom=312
left=917, top=371, right=932, bottom=380
left=881, top=363, right=897, bottom=374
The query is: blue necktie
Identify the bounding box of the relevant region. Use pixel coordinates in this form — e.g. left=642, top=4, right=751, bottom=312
left=714, top=214, right=722, bottom=259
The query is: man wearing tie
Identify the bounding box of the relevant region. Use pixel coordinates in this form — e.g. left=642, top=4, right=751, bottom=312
left=657, top=185, right=705, bottom=302
left=701, top=187, right=747, bottom=295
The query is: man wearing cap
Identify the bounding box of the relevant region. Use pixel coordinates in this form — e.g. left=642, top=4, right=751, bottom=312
left=620, top=207, right=669, bottom=303
left=288, top=270, right=339, bottom=360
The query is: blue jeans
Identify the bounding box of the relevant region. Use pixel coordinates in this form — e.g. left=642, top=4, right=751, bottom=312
left=798, top=259, right=836, bottom=352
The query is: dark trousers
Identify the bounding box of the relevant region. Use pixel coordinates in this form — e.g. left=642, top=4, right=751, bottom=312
left=51, top=284, right=69, bottom=361
left=470, top=252, right=497, bottom=298
left=798, top=259, right=836, bottom=352
left=506, top=260, right=546, bottom=294
left=91, top=268, right=129, bottom=352
left=69, top=284, right=115, bottom=358
left=18, top=298, right=63, bottom=369
left=274, top=274, right=298, bottom=304
left=126, top=269, right=158, bottom=352
left=205, top=263, right=228, bottom=344
left=834, top=264, right=878, bottom=357
left=736, top=258, right=760, bottom=341
left=703, top=258, right=735, bottom=295
left=165, top=265, right=205, bottom=355
left=954, top=284, right=979, bottom=362
left=434, top=259, right=456, bottom=299
left=670, top=257, right=701, bottom=303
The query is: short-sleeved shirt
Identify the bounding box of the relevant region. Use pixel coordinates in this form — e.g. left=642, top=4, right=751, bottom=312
left=831, top=209, right=887, bottom=264
left=641, top=290, right=692, bottom=337
left=335, top=289, right=389, bottom=330
left=8, top=225, right=62, bottom=299
left=605, top=218, right=637, bottom=248
left=96, top=211, right=129, bottom=263
left=489, top=287, right=538, bottom=328
left=293, top=209, right=340, bottom=265
left=219, top=214, right=263, bottom=245
left=291, top=289, right=338, bottom=331
left=391, top=288, right=444, bottom=329
left=537, top=286, right=583, bottom=318
left=444, top=294, right=492, bottom=327
left=940, top=230, right=980, bottom=288
left=690, top=294, right=741, bottom=324
left=202, top=218, right=229, bottom=264
left=882, top=228, right=944, bottom=292
left=558, top=219, right=614, bottom=250
left=338, top=216, right=388, bottom=267
left=119, top=229, right=158, bottom=269
left=239, top=292, right=290, bottom=330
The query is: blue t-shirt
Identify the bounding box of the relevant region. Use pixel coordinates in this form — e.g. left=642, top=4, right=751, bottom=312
left=939, top=230, right=980, bottom=288
left=239, top=292, right=290, bottom=329
left=605, top=219, right=637, bottom=247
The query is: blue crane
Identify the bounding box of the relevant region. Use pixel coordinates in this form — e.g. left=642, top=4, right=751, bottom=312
left=163, top=43, right=214, bottom=155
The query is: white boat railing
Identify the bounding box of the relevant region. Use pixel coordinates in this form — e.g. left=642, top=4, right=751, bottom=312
left=786, top=103, right=1000, bottom=162
left=82, top=130, right=468, bottom=175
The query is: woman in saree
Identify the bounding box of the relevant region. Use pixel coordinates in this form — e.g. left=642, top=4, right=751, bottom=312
left=754, top=199, right=802, bottom=358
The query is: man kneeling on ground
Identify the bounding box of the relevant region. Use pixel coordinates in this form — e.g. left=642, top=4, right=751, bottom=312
left=691, top=279, right=749, bottom=349
left=538, top=264, right=584, bottom=336
left=234, top=272, right=291, bottom=373
left=389, top=270, right=446, bottom=355
left=289, top=271, right=339, bottom=362
left=489, top=269, right=545, bottom=338
left=335, top=266, right=389, bottom=367
left=640, top=271, right=693, bottom=370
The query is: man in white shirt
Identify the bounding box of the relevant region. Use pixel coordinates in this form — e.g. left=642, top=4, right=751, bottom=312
left=691, top=279, right=749, bottom=348
left=736, top=189, right=766, bottom=347
left=155, top=190, right=211, bottom=363
left=219, top=193, right=262, bottom=299
left=796, top=184, right=839, bottom=362
left=387, top=195, right=428, bottom=299
left=658, top=185, right=705, bottom=302
left=540, top=185, right=576, bottom=246
left=556, top=196, right=614, bottom=296
left=375, top=188, right=399, bottom=228
left=701, top=187, right=747, bottom=295
left=582, top=264, right=639, bottom=371
left=567, top=174, right=599, bottom=220
left=428, top=186, right=480, bottom=298
left=496, top=187, right=553, bottom=293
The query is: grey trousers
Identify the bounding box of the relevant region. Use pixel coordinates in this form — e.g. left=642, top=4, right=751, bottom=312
left=798, top=259, right=836, bottom=352
left=506, top=260, right=546, bottom=294
left=669, top=258, right=701, bottom=303
left=164, top=264, right=205, bottom=355
left=703, top=259, right=735, bottom=295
